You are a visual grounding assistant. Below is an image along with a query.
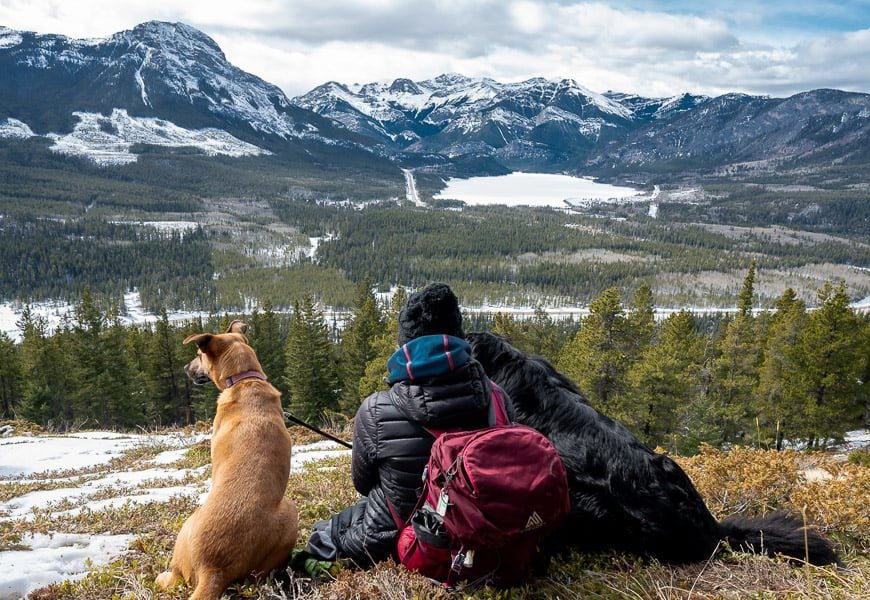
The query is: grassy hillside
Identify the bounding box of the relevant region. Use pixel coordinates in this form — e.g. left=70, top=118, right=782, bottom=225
left=4, top=424, right=867, bottom=600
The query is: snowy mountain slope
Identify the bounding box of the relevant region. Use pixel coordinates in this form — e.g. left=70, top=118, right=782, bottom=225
left=0, top=22, right=374, bottom=165
left=294, top=74, right=636, bottom=160
left=296, top=72, right=870, bottom=171
left=2, top=20, right=870, bottom=174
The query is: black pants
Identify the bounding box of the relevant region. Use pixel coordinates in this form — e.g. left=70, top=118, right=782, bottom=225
left=306, top=490, right=399, bottom=568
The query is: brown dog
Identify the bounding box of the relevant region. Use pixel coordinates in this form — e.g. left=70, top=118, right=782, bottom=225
left=155, top=321, right=299, bottom=600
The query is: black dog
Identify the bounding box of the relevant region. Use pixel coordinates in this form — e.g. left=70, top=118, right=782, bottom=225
left=467, top=332, right=836, bottom=565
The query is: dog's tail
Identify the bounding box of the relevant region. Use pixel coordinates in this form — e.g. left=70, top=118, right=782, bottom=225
left=719, top=511, right=837, bottom=566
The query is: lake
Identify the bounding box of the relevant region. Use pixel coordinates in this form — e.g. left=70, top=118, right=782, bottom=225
left=432, top=172, right=643, bottom=208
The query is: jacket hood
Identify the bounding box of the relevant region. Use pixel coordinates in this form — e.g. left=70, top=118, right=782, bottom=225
left=386, top=336, right=490, bottom=429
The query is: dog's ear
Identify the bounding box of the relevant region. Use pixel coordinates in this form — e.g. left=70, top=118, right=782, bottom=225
left=183, top=333, right=214, bottom=349
left=227, top=320, right=248, bottom=335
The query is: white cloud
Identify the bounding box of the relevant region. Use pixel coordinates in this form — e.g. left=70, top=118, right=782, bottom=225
left=0, top=0, right=868, bottom=98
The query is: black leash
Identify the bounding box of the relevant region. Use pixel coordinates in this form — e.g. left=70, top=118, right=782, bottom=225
left=283, top=411, right=353, bottom=449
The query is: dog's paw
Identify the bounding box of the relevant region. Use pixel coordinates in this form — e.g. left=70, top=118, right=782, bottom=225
left=155, top=570, right=180, bottom=589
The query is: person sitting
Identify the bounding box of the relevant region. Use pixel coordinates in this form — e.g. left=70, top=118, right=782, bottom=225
left=305, top=282, right=503, bottom=567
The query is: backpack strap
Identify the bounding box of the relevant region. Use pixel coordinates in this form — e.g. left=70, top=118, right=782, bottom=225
left=487, top=382, right=510, bottom=426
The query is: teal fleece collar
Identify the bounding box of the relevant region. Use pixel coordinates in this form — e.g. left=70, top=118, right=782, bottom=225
left=387, top=335, right=472, bottom=384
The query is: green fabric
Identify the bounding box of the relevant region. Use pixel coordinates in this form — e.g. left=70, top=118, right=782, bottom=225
left=290, top=549, right=341, bottom=578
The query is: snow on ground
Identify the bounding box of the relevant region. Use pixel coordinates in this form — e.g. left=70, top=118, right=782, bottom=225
left=0, top=290, right=211, bottom=342
left=0, top=118, right=35, bottom=139
left=0, top=430, right=201, bottom=478
left=0, top=533, right=134, bottom=599
left=841, top=429, right=870, bottom=451
left=110, top=220, right=200, bottom=236
left=292, top=440, right=351, bottom=471
left=306, top=233, right=336, bottom=260
left=0, top=430, right=350, bottom=598
left=47, top=109, right=271, bottom=166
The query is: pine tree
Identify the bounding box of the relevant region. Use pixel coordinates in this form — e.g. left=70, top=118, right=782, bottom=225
left=626, top=283, right=655, bottom=360
left=17, top=308, right=74, bottom=427
left=70, top=290, right=112, bottom=426
left=358, top=287, right=406, bottom=401
left=558, top=288, right=628, bottom=411
left=248, top=300, right=289, bottom=397
left=103, top=312, right=143, bottom=428
left=146, top=309, right=187, bottom=426
left=709, top=264, right=761, bottom=444
left=737, top=260, right=757, bottom=317
left=0, top=332, right=23, bottom=419
left=795, top=283, right=865, bottom=446
left=284, top=296, right=340, bottom=424
left=339, top=277, right=385, bottom=414
left=625, top=310, right=704, bottom=450
left=493, top=309, right=563, bottom=362
left=755, top=289, right=807, bottom=449
left=493, top=312, right=528, bottom=349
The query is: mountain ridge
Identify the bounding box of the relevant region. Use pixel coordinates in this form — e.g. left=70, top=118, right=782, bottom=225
left=1, top=21, right=869, bottom=176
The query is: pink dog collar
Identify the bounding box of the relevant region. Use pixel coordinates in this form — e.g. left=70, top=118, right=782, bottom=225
left=224, top=370, right=267, bottom=388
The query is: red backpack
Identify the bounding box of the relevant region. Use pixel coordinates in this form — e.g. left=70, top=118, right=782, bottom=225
left=396, top=384, right=570, bottom=588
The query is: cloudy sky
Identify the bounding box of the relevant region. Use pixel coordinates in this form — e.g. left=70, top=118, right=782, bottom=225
left=1, top=0, right=869, bottom=98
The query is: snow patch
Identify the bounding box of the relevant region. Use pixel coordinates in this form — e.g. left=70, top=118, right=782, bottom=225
left=0, top=291, right=210, bottom=342
left=292, top=440, right=351, bottom=471
left=134, top=46, right=154, bottom=107
left=48, top=109, right=270, bottom=165
left=306, top=233, right=336, bottom=261
left=0, top=118, right=36, bottom=139
left=0, top=533, right=134, bottom=600
left=0, top=26, right=22, bottom=49
left=0, top=431, right=201, bottom=478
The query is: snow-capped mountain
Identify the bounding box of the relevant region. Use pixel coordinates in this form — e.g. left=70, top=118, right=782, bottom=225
left=2, top=21, right=870, bottom=173
left=294, top=74, right=641, bottom=164
left=295, top=73, right=870, bottom=172
left=0, top=22, right=363, bottom=164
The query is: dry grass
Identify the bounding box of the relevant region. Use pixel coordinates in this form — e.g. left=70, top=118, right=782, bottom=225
left=13, top=440, right=870, bottom=600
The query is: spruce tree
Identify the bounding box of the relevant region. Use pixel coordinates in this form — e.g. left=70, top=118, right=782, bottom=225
left=248, top=300, right=289, bottom=398
left=70, top=289, right=110, bottom=425
left=146, top=309, right=186, bottom=427
left=17, top=308, right=74, bottom=427
left=558, top=288, right=628, bottom=411
left=709, top=264, right=762, bottom=444
left=795, top=283, right=865, bottom=446
left=339, top=277, right=385, bottom=414
left=626, top=283, right=655, bottom=360
left=626, top=310, right=704, bottom=450
left=284, top=296, right=340, bottom=424
left=737, top=260, right=757, bottom=317
left=755, top=289, right=807, bottom=449
left=358, top=287, right=406, bottom=401
left=0, top=332, right=23, bottom=419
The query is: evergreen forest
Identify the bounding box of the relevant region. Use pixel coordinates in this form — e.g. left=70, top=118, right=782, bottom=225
left=2, top=271, right=867, bottom=455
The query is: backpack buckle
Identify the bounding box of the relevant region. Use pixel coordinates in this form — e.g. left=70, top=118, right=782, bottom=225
left=451, top=551, right=466, bottom=573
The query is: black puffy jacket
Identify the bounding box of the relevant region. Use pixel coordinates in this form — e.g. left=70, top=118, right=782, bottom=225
left=336, top=358, right=497, bottom=565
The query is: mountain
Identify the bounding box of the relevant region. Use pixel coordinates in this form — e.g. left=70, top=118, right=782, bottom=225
left=294, top=74, right=644, bottom=168
left=596, top=89, right=870, bottom=169
left=1, top=20, right=869, bottom=176
left=295, top=74, right=870, bottom=174
left=0, top=22, right=371, bottom=165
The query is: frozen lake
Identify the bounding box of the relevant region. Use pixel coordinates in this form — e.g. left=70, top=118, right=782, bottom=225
left=433, top=172, right=643, bottom=208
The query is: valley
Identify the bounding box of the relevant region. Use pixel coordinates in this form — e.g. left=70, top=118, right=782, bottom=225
left=0, top=21, right=867, bottom=317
